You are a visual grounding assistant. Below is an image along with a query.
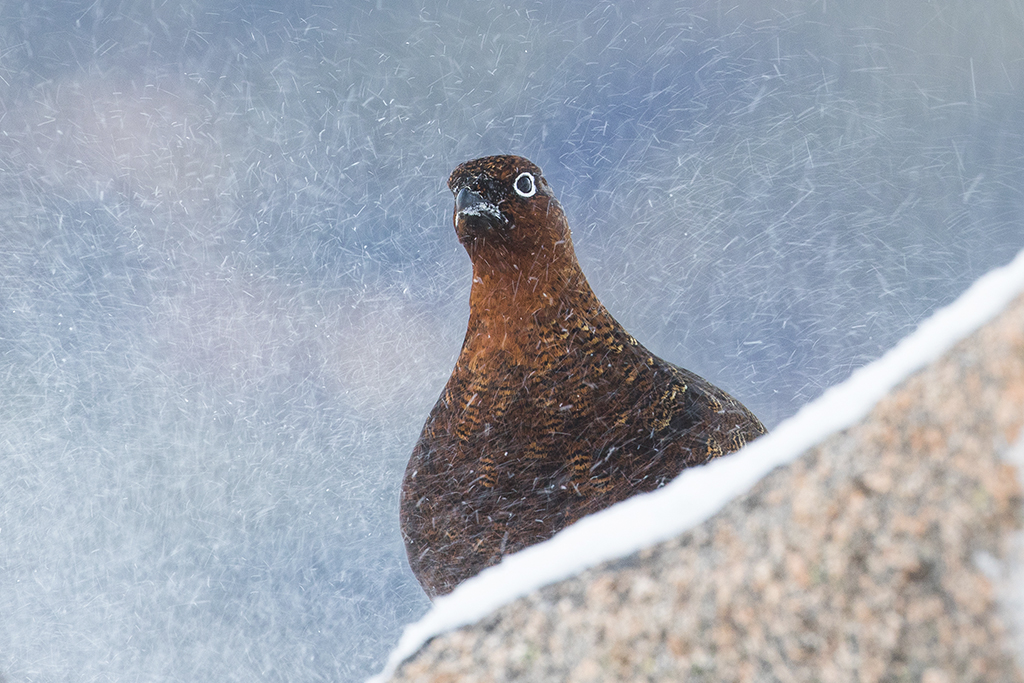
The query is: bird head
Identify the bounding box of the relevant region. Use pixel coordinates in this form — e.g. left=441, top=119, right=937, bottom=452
left=447, top=155, right=573, bottom=268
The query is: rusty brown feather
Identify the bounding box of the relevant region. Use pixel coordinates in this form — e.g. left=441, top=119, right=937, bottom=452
left=401, top=155, right=766, bottom=598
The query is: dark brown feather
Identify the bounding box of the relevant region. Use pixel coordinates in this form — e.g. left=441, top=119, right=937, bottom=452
left=401, top=155, right=766, bottom=598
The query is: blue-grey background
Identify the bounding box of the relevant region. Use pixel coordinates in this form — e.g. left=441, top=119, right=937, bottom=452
left=1, top=1, right=1022, bottom=681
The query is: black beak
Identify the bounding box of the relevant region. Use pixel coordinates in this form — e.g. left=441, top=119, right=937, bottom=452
left=452, top=184, right=505, bottom=230
left=456, top=187, right=485, bottom=213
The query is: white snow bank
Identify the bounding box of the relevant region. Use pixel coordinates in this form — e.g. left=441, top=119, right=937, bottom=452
left=370, top=246, right=1024, bottom=683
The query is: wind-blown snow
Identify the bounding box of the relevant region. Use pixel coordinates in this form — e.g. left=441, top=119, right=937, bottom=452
left=1, top=3, right=1023, bottom=680
left=371, top=245, right=1024, bottom=682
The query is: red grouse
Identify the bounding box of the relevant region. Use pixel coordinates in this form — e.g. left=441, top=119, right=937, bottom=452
left=401, top=155, right=765, bottom=598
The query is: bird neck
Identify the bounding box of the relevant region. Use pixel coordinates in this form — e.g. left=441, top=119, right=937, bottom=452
left=464, top=244, right=610, bottom=357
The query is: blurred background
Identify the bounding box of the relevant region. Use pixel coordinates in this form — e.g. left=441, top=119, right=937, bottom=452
left=0, top=1, right=1022, bottom=680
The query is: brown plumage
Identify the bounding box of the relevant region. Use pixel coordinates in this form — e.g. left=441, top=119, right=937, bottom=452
left=401, top=155, right=766, bottom=598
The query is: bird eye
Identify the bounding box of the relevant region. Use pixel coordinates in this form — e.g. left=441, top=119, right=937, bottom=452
left=513, top=172, right=536, bottom=198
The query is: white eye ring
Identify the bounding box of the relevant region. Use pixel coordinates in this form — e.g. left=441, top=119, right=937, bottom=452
left=513, top=171, right=537, bottom=198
